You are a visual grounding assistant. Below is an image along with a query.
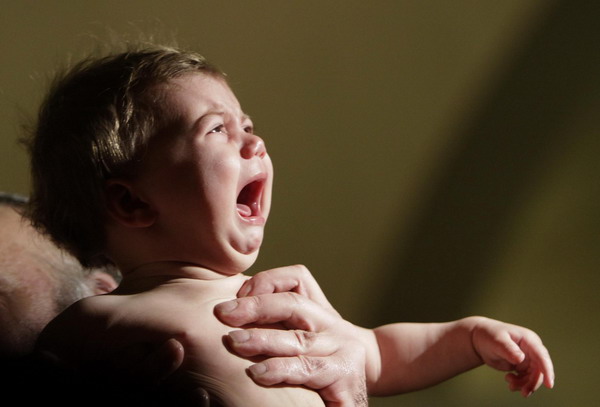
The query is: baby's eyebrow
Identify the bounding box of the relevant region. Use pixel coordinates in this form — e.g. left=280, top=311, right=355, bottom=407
left=238, top=112, right=252, bottom=123
left=204, top=110, right=226, bottom=119
left=191, top=110, right=224, bottom=129
left=192, top=111, right=253, bottom=131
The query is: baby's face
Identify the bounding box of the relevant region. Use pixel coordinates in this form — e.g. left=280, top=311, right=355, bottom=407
left=135, top=73, right=273, bottom=275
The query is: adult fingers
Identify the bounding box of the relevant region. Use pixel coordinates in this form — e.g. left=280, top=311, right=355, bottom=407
left=238, top=265, right=337, bottom=313
left=248, top=355, right=367, bottom=407
left=142, top=341, right=216, bottom=406
left=100, top=338, right=184, bottom=385
left=168, top=386, right=214, bottom=407
left=144, top=338, right=185, bottom=383
left=215, top=292, right=338, bottom=331
left=226, top=328, right=339, bottom=358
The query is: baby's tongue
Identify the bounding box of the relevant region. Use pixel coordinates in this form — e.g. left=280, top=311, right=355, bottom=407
left=237, top=203, right=251, bottom=217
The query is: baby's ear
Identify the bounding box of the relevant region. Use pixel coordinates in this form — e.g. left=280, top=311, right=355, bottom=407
left=105, top=179, right=157, bottom=228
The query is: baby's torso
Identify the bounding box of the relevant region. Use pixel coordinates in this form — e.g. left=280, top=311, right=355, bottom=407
left=38, top=272, right=325, bottom=407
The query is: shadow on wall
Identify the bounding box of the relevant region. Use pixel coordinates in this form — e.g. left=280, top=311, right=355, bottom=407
left=372, top=0, right=600, bottom=325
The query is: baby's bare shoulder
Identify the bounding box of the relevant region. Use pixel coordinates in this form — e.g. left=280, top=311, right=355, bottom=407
left=100, top=278, right=242, bottom=339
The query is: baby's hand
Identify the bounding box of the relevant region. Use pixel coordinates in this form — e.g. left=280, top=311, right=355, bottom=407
left=471, top=317, right=555, bottom=397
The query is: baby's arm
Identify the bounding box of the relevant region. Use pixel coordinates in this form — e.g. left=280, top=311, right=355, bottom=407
left=371, top=317, right=554, bottom=397
left=224, top=266, right=554, bottom=401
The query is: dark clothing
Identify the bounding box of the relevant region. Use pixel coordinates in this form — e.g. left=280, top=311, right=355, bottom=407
left=1, top=354, right=214, bottom=406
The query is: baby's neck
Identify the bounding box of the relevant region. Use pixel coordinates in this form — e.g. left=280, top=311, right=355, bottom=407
left=116, top=261, right=245, bottom=293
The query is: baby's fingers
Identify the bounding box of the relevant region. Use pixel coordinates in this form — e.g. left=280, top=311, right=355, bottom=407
left=505, top=370, right=544, bottom=397
left=518, top=335, right=555, bottom=389
left=497, top=336, right=526, bottom=366
left=478, top=330, right=525, bottom=370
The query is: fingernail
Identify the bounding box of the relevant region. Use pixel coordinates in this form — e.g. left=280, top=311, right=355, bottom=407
left=229, top=330, right=251, bottom=343
left=216, top=300, right=239, bottom=314
left=238, top=282, right=252, bottom=297
left=249, top=363, right=267, bottom=376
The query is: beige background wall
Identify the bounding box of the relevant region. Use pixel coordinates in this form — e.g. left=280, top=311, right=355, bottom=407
left=2, top=1, right=598, bottom=405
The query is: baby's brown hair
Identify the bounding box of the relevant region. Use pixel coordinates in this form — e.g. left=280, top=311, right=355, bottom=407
left=25, top=45, right=223, bottom=268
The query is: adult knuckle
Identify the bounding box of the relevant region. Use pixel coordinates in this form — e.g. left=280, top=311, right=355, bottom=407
left=298, top=355, right=326, bottom=376
left=251, top=270, right=268, bottom=283
left=298, top=264, right=310, bottom=275
left=293, top=264, right=310, bottom=276
left=266, top=357, right=287, bottom=371
left=251, top=269, right=264, bottom=278
left=283, top=290, right=302, bottom=305
left=244, top=295, right=263, bottom=316
left=325, top=375, right=367, bottom=407
left=528, top=330, right=542, bottom=342
left=281, top=292, right=318, bottom=331
left=293, top=330, right=317, bottom=352
left=248, top=294, right=262, bottom=307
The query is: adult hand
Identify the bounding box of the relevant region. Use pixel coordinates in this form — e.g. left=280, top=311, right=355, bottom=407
left=85, top=338, right=185, bottom=386
left=215, top=265, right=373, bottom=407
left=37, top=338, right=212, bottom=406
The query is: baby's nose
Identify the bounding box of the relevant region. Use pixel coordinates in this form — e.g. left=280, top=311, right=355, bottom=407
left=241, top=135, right=267, bottom=159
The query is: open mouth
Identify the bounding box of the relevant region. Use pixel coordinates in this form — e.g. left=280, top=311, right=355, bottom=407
left=236, top=178, right=265, bottom=218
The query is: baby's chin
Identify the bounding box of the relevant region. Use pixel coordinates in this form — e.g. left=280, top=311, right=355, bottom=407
left=213, top=247, right=261, bottom=276
left=198, top=234, right=263, bottom=276
left=230, top=232, right=263, bottom=255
